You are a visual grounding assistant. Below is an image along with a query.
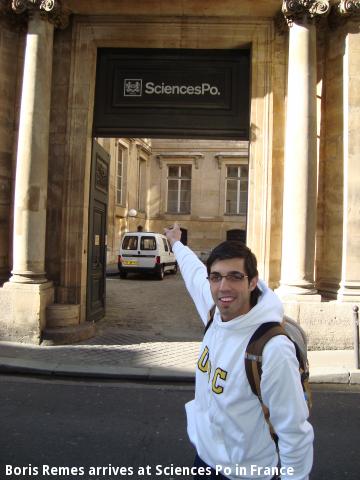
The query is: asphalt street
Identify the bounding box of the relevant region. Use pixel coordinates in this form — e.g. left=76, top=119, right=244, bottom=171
left=0, top=375, right=359, bottom=480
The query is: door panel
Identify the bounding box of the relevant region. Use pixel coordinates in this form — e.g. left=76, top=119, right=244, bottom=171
left=87, top=141, right=110, bottom=322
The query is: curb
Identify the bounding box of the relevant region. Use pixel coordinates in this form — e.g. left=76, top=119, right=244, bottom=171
left=0, top=358, right=195, bottom=382
left=1, top=357, right=359, bottom=384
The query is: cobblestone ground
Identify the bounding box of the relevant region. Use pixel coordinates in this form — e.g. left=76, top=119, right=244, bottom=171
left=88, top=271, right=204, bottom=344
left=0, top=271, right=204, bottom=370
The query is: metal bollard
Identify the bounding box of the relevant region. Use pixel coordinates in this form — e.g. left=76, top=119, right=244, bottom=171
left=353, top=305, right=359, bottom=370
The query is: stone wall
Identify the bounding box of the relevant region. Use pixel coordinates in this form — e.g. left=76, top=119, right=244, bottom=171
left=317, top=24, right=346, bottom=296
left=98, top=138, right=150, bottom=267
left=46, top=23, right=73, bottom=293
left=0, top=24, right=22, bottom=284
left=283, top=300, right=354, bottom=350
left=149, top=138, right=248, bottom=255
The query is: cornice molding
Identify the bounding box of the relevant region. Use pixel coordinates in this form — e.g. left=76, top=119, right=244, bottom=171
left=156, top=152, right=204, bottom=169
left=281, top=0, right=331, bottom=27
left=214, top=153, right=248, bottom=170
left=136, top=143, right=151, bottom=157
left=0, top=0, right=71, bottom=29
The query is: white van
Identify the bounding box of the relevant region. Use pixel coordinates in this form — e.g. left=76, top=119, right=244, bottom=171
left=118, top=232, right=177, bottom=280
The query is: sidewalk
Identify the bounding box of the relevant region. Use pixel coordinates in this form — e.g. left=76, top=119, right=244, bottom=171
left=1, top=275, right=359, bottom=384
left=0, top=328, right=359, bottom=384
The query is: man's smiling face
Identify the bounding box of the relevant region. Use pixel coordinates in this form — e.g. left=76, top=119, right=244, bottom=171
left=209, top=258, right=258, bottom=321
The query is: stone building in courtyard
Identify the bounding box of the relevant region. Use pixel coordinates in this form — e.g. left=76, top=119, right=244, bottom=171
left=0, top=0, right=359, bottom=349
left=101, top=137, right=249, bottom=267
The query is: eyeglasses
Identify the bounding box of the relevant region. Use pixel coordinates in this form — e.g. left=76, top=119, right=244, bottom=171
left=207, top=272, right=248, bottom=283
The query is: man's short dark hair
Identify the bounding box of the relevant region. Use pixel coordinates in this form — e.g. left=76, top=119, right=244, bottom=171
left=206, top=241, right=261, bottom=307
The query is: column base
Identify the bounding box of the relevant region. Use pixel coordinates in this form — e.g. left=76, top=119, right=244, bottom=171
left=0, top=281, right=54, bottom=344
left=318, top=280, right=360, bottom=303
left=337, top=281, right=360, bottom=302
left=10, top=270, right=48, bottom=284
left=275, top=283, right=321, bottom=302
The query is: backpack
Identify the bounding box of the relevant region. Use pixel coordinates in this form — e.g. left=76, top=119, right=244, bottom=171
left=205, top=307, right=312, bottom=438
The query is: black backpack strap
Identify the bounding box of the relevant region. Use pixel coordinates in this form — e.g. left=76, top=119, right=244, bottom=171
left=204, top=305, right=216, bottom=334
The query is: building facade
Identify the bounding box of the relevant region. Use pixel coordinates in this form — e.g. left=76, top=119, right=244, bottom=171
left=103, top=137, right=249, bottom=267
left=0, top=0, right=359, bottom=349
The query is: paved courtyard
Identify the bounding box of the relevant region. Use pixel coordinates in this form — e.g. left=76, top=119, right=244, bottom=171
left=0, top=272, right=203, bottom=374
left=94, top=271, right=204, bottom=344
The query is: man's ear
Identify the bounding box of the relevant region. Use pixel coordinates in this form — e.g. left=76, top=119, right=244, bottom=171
left=249, top=276, right=258, bottom=292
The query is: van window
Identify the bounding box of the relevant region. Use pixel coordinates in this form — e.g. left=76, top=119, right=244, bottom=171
left=162, top=238, right=169, bottom=252
left=122, top=236, right=138, bottom=250
left=140, top=236, right=156, bottom=250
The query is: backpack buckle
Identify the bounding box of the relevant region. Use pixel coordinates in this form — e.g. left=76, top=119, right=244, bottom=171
left=245, top=352, right=262, bottom=362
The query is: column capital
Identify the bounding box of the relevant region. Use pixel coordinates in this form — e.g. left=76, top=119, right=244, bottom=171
left=282, top=0, right=331, bottom=27
left=12, top=0, right=58, bottom=13
left=336, top=0, right=360, bottom=16
left=0, top=0, right=70, bottom=29
left=328, top=1, right=360, bottom=28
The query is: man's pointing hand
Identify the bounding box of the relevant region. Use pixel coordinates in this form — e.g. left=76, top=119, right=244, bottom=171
left=164, top=223, right=182, bottom=247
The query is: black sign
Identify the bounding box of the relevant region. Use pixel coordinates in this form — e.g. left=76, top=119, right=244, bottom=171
left=94, top=48, right=250, bottom=140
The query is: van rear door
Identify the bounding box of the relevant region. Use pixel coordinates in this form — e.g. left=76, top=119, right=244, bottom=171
left=121, top=235, right=157, bottom=269
left=138, top=235, right=157, bottom=268
left=121, top=235, right=139, bottom=268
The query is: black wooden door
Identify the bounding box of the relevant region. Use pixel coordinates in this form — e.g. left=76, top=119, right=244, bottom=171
left=87, top=140, right=110, bottom=322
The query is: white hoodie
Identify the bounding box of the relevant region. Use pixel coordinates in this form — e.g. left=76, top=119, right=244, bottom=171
left=173, top=242, right=314, bottom=480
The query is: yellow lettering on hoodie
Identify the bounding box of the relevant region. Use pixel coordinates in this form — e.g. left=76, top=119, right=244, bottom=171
left=212, top=367, right=228, bottom=394
left=197, top=346, right=210, bottom=373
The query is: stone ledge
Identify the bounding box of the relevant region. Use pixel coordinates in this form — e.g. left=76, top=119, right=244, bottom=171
left=309, top=367, right=350, bottom=384
left=41, top=322, right=96, bottom=345
left=46, top=304, right=80, bottom=328
left=282, top=301, right=356, bottom=350
left=0, top=281, right=54, bottom=344
left=349, top=370, right=360, bottom=385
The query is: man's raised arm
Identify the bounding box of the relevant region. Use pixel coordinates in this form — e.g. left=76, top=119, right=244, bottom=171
left=164, top=224, right=213, bottom=325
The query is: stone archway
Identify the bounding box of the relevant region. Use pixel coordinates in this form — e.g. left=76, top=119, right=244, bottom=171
left=59, top=16, right=276, bottom=323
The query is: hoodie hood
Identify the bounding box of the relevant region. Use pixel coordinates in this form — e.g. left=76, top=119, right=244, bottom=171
left=213, top=279, right=284, bottom=332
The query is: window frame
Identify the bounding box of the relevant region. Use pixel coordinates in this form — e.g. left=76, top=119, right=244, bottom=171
left=138, top=158, right=146, bottom=212
left=122, top=235, right=138, bottom=250
left=225, top=163, right=248, bottom=216
left=140, top=236, right=156, bottom=251
left=166, top=164, right=192, bottom=214
left=116, top=141, right=128, bottom=207
left=116, top=145, right=124, bottom=205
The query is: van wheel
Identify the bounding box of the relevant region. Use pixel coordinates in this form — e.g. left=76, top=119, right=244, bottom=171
left=172, top=262, right=178, bottom=274
left=119, top=271, right=127, bottom=279
left=157, top=265, right=164, bottom=280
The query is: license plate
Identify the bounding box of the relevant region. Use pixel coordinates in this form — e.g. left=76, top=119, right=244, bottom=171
left=123, top=260, right=138, bottom=266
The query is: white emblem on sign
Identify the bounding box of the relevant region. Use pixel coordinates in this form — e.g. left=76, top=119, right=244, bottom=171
left=124, top=79, right=143, bottom=96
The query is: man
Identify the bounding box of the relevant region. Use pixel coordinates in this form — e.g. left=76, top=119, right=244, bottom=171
left=164, top=224, right=313, bottom=480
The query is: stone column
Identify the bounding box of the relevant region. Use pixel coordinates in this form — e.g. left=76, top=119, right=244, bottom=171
left=276, top=0, right=330, bottom=300
left=10, top=11, right=54, bottom=283
left=0, top=1, right=69, bottom=343
left=336, top=1, right=360, bottom=301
